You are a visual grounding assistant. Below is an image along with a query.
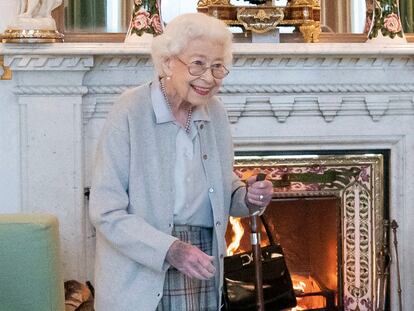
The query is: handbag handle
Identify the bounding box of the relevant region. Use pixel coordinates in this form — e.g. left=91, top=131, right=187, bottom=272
left=260, top=214, right=277, bottom=246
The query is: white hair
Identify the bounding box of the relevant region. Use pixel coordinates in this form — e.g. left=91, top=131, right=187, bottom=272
left=151, top=13, right=233, bottom=77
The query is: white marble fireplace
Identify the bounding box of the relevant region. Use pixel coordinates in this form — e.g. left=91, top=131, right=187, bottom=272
left=0, top=42, right=413, bottom=310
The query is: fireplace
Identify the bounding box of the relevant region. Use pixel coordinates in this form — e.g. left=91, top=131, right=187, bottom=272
left=2, top=43, right=413, bottom=310
left=225, top=152, right=388, bottom=311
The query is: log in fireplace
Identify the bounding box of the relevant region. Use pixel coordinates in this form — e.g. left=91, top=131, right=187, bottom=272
left=225, top=152, right=389, bottom=311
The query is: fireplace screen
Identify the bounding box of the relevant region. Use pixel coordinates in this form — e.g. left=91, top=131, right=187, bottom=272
left=226, top=153, right=387, bottom=311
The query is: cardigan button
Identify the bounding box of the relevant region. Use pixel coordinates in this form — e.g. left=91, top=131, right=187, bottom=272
left=216, top=221, right=221, bottom=227
left=199, top=124, right=204, bottom=130
left=209, top=187, right=214, bottom=193
left=203, top=154, right=208, bottom=160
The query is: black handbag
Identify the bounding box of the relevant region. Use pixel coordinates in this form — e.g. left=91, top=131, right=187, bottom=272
left=222, top=215, right=297, bottom=311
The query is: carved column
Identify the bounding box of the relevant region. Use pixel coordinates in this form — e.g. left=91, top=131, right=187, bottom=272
left=4, top=53, right=92, bottom=280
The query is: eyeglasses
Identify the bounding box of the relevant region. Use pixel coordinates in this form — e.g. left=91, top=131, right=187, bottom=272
left=175, top=57, right=230, bottom=79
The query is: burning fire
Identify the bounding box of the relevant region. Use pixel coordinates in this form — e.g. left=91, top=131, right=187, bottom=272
left=286, top=275, right=325, bottom=310
left=226, top=218, right=328, bottom=310
left=226, top=217, right=245, bottom=256
left=291, top=280, right=307, bottom=311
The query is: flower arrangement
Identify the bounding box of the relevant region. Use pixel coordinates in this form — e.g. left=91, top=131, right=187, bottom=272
left=368, top=0, right=404, bottom=39
left=129, top=0, right=163, bottom=37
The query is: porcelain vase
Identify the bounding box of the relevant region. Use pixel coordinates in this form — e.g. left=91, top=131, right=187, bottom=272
left=125, top=0, right=163, bottom=43
left=366, top=0, right=406, bottom=43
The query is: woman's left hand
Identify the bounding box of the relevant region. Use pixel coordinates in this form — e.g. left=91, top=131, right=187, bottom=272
left=245, top=175, right=273, bottom=215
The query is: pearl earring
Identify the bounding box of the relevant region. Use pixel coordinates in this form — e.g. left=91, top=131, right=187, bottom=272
left=166, top=76, right=171, bottom=80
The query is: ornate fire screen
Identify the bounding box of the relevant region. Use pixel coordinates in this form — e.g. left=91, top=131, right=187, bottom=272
left=232, top=153, right=387, bottom=311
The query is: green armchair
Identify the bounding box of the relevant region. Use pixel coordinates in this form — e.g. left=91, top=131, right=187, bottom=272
left=0, top=214, right=65, bottom=311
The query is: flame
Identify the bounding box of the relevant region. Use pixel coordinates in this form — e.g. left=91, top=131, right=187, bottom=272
left=289, top=280, right=307, bottom=311
left=226, top=217, right=245, bottom=256
left=288, top=275, right=326, bottom=310
left=294, top=281, right=307, bottom=294
left=225, top=211, right=336, bottom=311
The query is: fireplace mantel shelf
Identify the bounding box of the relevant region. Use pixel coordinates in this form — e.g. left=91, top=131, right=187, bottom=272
left=1, top=42, right=414, bottom=56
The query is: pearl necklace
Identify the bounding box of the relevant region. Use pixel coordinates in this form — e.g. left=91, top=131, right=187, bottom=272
left=160, top=78, right=193, bottom=134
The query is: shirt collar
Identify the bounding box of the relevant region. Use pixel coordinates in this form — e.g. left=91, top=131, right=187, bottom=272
left=151, top=78, right=173, bottom=124
left=150, top=78, right=211, bottom=124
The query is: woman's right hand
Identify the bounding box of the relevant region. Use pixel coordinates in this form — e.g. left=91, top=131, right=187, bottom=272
left=166, top=240, right=215, bottom=280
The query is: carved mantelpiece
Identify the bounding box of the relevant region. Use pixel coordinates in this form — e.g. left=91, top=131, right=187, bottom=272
left=0, top=43, right=413, bottom=310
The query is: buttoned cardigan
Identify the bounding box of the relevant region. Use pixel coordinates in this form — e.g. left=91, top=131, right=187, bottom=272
left=89, top=81, right=249, bottom=311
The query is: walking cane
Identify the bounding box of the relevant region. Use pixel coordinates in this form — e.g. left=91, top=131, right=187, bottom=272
left=249, top=173, right=267, bottom=311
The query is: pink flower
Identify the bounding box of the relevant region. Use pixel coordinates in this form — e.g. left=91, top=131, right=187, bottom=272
left=133, top=9, right=150, bottom=30
left=383, top=13, right=402, bottom=33
left=151, top=14, right=163, bottom=34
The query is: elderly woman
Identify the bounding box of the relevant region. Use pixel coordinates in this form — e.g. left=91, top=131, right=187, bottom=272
left=89, top=12, right=273, bottom=311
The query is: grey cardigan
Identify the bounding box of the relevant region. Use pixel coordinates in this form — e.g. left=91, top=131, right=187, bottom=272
left=89, top=82, right=249, bottom=311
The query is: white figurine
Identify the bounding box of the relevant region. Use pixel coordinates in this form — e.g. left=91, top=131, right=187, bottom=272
left=18, top=0, right=61, bottom=18
left=12, top=0, right=62, bottom=30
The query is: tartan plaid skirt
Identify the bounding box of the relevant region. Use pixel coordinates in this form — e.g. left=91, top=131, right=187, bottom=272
left=156, top=225, right=218, bottom=311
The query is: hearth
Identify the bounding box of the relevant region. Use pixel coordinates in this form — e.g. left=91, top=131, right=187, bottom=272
left=226, top=152, right=389, bottom=311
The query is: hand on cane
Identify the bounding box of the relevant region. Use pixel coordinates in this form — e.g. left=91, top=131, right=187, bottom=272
left=245, top=174, right=273, bottom=215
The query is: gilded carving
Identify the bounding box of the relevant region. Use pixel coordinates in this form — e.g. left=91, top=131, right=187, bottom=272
left=288, top=0, right=320, bottom=6
left=255, top=9, right=270, bottom=21
left=2, top=29, right=63, bottom=43
left=197, top=0, right=230, bottom=7
left=197, top=0, right=321, bottom=41
left=297, top=21, right=320, bottom=42
left=0, top=55, right=12, bottom=80
left=237, top=7, right=284, bottom=33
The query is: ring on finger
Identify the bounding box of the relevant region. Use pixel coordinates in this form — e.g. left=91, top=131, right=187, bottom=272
left=259, top=195, right=264, bottom=201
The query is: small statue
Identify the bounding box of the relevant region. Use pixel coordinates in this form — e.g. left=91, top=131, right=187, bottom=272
left=2, top=0, right=64, bottom=42
left=18, top=0, right=61, bottom=18
left=12, top=0, right=62, bottom=30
